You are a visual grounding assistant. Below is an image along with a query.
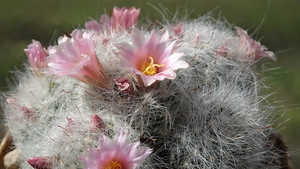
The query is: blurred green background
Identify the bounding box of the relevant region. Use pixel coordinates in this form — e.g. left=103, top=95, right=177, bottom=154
left=0, top=0, right=299, bottom=167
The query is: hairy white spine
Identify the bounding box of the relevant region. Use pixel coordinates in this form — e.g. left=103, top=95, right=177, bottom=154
left=2, top=14, right=283, bottom=169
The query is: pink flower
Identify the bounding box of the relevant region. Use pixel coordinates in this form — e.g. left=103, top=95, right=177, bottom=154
left=85, top=20, right=101, bottom=32
left=216, top=44, right=228, bottom=57
left=114, top=77, right=134, bottom=94
left=21, top=106, right=36, bottom=120
left=24, top=40, right=48, bottom=74
left=111, top=7, right=140, bottom=31
left=65, top=117, right=75, bottom=133
left=171, top=22, right=184, bottom=37
left=47, top=29, right=106, bottom=86
left=6, top=98, right=15, bottom=104
left=117, top=28, right=188, bottom=86
left=85, top=15, right=111, bottom=32
left=84, top=7, right=140, bottom=32
left=90, top=114, right=105, bottom=133
left=80, top=130, right=152, bottom=169
left=27, top=156, right=53, bottom=169
left=235, top=27, right=276, bottom=61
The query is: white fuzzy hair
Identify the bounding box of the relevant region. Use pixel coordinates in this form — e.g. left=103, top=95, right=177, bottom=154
left=2, top=10, right=285, bottom=169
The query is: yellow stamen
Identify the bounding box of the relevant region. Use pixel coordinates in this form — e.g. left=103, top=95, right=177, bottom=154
left=104, top=160, right=123, bottom=169
left=140, top=56, right=164, bottom=76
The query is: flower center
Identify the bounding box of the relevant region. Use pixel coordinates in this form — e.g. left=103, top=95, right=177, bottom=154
left=104, top=160, right=122, bottom=169
left=140, top=56, right=164, bottom=76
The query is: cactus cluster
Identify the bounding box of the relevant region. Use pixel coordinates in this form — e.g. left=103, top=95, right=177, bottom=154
left=2, top=6, right=287, bottom=169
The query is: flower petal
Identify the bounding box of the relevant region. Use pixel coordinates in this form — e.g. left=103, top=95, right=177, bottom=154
left=47, top=29, right=105, bottom=86
left=117, top=28, right=188, bottom=86
left=80, top=131, right=151, bottom=169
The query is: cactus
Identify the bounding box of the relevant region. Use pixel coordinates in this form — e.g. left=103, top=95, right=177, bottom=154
left=1, top=6, right=289, bottom=169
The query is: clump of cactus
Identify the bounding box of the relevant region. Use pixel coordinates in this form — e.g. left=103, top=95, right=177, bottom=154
left=1, top=6, right=289, bottom=169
